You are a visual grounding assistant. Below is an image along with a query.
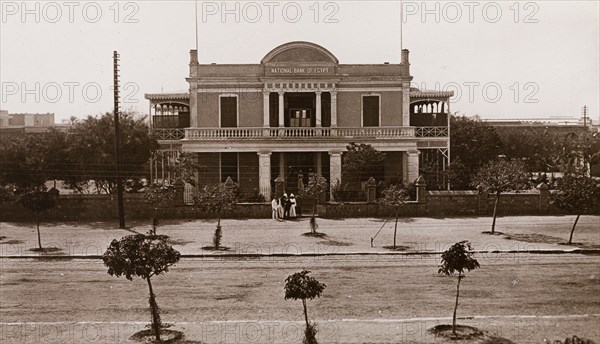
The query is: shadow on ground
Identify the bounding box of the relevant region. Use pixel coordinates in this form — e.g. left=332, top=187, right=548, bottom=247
left=503, top=233, right=564, bottom=245
left=429, top=324, right=515, bottom=343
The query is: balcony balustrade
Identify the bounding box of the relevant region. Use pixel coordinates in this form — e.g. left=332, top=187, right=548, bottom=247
left=415, top=126, right=448, bottom=137
left=152, top=126, right=448, bottom=141
left=177, top=126, right=447, bottom=141
left=154, top=128, right=186, bottom=140
left=184, top=127, right=417, bottom=140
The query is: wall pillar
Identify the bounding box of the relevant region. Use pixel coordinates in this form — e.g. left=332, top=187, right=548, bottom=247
left=329, top=151, right=342, bottom=199
left=415, top=175, right=427, bottom=203
left=189, top=83, right=198, bottom=128
left=315, top=91, right=322, bottom=127
left=366, top=177, right=377, bottom=203
left=402, top=81, right=410, bottom=126
left=406, top=150, right=420, bottom=184
left=330, top=91, right=337, bottom=128
left=262, top=91, right=270, bottom=128
left=258, top=152, right=272, bottom=199
left=278, top=91, right=285, bottom=128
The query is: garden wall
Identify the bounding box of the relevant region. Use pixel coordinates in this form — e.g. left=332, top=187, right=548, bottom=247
left=322, top=186, right=598, bottom=218
left=0, top=194, right=271, bottom=222
left=0, top=184, right=596, bottom=222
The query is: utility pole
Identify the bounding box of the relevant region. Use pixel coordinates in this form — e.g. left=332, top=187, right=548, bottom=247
left=113, top=51, right=126, bottom=228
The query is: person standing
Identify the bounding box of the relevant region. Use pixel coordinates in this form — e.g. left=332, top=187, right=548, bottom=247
left=271, top=198, right=278, bottom=220
left=289, top=194, right=297, bottom=218
left=277, top=196, right=284, bottom=219
left=283, top=193, right=291, bottom=219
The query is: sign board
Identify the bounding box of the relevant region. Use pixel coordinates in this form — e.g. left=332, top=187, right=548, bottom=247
left=265, top=65, right=335, bottom=76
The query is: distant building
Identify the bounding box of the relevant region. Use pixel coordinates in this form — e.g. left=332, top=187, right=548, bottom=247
left=0, top=112, right=54, bottom=126
left=483, top=114, right=599, bottom=177
left=483, top=106, right=598, bottom=133
left=0, top=111, right=66, bottom=138
left=0, top=110, right=8, bottom=127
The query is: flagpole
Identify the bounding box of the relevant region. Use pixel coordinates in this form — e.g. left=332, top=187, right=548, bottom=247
left=195, top=0, right=199, bottom=51
left=400, top=0, right=403, bottom=53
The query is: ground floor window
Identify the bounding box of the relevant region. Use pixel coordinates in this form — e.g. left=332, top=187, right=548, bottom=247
left=220, top=152, right=238, bottom=183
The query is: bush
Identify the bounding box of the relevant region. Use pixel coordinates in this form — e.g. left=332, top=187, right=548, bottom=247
left=0, top=187, right=15, bottom=203
left=333, top=190, right=367, bottom=203
left=238, top=190, right=266, bottom=203
left=545, top=336, right=596, bottom=344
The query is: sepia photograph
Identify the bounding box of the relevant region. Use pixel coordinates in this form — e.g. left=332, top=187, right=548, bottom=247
left=1, top=1, right=599, bottom=343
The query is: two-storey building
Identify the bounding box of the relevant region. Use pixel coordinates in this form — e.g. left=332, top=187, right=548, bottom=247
left=145, top=41, right=451, bottom=199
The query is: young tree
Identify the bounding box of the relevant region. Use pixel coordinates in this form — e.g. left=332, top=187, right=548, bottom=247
left=298, top=174, right=328, bottom=235
left=193, top=179, right=237, bottom=250
left=103, top=234, right=181, bottom=342
left=379, top=184, right=410, bottom=249
left=438, top=241, right=480, bottom=336
left=166, top=152, right=201, bottom=184
left=559, top=131, right=600, bottom=175
left=141, top=184, right=176, bottom=236
left=471, top=160, right=529, bottom=234
left=553, top=175, right=600, bottom=244
left=284, top=270, right=326, bottom=344
left=19, top=191, right=57, bottom=250
left=341, top=143, right=386, bottom=190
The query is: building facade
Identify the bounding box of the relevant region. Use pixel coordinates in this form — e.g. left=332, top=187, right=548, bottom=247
left=145, top=41, right=451, bottom=199
left=0, top=111, right=63, bottom=137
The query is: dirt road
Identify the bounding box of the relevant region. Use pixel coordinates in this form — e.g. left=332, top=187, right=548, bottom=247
left=1, top=254, right=598, bottom=343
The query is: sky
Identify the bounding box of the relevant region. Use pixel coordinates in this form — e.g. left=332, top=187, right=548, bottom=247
left=1, top=0, right=599, bottom=124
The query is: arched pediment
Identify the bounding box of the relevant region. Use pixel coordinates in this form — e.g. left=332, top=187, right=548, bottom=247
left=261, top=41, right=339, bottom=64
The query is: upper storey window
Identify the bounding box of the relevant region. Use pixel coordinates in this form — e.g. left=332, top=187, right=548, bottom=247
left=290, top=109, right=312, bottom=127
left=220, top=95, right=238, bottom=127
left=362, top=95, right=380, bottom=127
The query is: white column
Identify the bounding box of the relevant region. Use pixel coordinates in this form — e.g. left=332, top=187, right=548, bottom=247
left=315, top=91, right=322, bottom=127
left=402, top=81, right=410, bottom=126
left=258, top=152, right=272, bottom=199
left=263, top=91, right=270, bottom=128
left=405, top=150, right=420, bottom=184
left=278, top=91, right=285, bottom=128
left=330, top=91, right=338, bottom=128
left=329, top=151, right=342, bottom=199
